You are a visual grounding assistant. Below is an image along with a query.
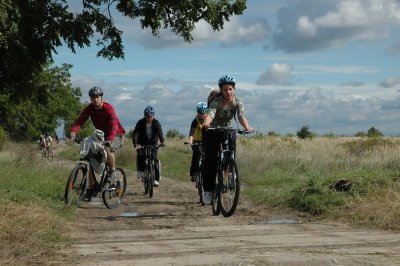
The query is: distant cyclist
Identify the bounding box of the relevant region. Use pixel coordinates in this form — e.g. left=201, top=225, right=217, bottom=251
left=202, top=75, right=254, bottom=204
left=70, top=86, right=126, bottom=201
left=186, top=102, right=208, bottom=182
left=132, top=106, right=165, bottom=187
left=39, top=131, right=54, bottom=151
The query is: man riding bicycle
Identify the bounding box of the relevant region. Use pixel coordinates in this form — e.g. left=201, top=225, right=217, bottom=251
left=202, top=75, right=254, bottom=205
left=39, top=131, right=54, bottom=152
left=70, top=86, right=126, bottom=201
left=132, top=106, right=165, bottom=187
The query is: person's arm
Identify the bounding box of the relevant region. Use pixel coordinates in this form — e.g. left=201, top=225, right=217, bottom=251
left=187, top=119, right=197, bottom=143
left=157, top=122, right=165, bottom=144
left=239, top=116, right=253, bottom=132
left=132, top=120, right=141, bottom=147
left=104, top=104, right=119, bottom=142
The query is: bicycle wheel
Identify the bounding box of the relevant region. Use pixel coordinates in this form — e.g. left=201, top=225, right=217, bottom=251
left=220, top=159, right=240, bottom=217
left=144, top=166, right=150, bottom=194
left=47, top=150, right=54, bottom=162
left=148, top=163, right=155, bottom=198
left=197, top=168, right=205, bottom=206
left=64, top=164, right=87, bottom=207
left=212, top=173, right=221, bottom=215
left=102, top=167, right=127, bottom=209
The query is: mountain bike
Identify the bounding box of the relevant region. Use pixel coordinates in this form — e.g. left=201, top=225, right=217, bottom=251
left=208, top=127, right=252, bottom=217
left=184, top=142, right=205, bottom=205
left=64, top=138, right=127, bottom=209
left=137, top=144, right=164, bottom=198
left=41, top=146, right=54, bottom=162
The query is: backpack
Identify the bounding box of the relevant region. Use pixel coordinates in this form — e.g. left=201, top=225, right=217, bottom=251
left=207, top=90, right=222, bottom=107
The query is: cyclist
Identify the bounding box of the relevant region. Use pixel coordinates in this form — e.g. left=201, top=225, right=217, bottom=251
left=39, top=131, right=54, bottom=151
left=202, top=75, right=254, bottom=205
left=70, top=86, right=126, bottom=201
left=132, top=106, right=165, bottom=187
left=186, top=102, right=208, bottom=182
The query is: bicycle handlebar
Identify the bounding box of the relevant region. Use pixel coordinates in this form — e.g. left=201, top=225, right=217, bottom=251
left=184, top=142, right=202, bottom=146
left=135, top=143, right=165, bottom=150
left=207, top=126, right=253, bottom=135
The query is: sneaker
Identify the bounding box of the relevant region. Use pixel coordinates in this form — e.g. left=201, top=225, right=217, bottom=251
left=136, top=171, right=143, bottom=179
left=82, top=189, right=93, bottom=202
left=106, top=171, right=116, bottom=184
left=153, top=180, right=159, bottom=187
left=203, top=191, right=212, bottom=205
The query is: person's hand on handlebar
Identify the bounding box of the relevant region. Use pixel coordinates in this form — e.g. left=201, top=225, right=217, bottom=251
left=245, top=127, right=254, bottom=133
left=134, top=144, right=142, bottom=150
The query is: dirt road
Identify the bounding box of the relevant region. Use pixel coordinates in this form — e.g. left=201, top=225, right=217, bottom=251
left=69, top=173, right=400, bottom=265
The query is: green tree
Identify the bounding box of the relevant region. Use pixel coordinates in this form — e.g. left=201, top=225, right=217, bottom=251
left=367, top=126, right=383, bottom=138
left=1, top=0, right=246, bottom=99
left=296, top=125, right=314, bottom=140
left=0, top=64, right=82, bottom=140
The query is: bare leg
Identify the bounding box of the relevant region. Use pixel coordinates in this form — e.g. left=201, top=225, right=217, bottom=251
left=107, top=150, right=116, bottom=171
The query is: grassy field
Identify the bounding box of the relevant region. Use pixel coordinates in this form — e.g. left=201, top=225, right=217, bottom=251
left=1, top=135, right=400, bottom=263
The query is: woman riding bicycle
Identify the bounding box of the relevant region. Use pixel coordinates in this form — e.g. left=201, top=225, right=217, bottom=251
left=132, top=106, right=165, bottom=187
left=202, top=75, right=253, bottom=205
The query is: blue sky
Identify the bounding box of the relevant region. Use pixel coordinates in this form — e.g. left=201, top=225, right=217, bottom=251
left=54, top=0, right=400, bottom=136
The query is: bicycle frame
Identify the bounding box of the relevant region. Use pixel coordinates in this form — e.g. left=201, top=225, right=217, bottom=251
left=64, top=137, right=127, bottom=209
left=208, top=126, right=251, bottom=217
left=139, top=144, right=163, bottom=197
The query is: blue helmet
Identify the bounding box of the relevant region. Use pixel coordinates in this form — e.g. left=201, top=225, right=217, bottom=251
left=144, top=106, right=155, bottom=117
left=88, top=86, right=103, bottom=97
left=44, top=131, right=50, bottom=137
left=196, top=102, right=208, bottom=113
left=218, top=75, right=236, bottom=89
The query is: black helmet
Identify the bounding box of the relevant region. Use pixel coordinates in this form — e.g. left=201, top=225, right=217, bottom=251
left=88, top=86, right=103, bottom=97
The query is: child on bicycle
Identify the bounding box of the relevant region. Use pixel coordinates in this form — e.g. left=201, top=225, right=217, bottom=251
left=132, top=106, right=165, bottom=187
left=202, top=75, right=254, bottom=205
left=187, top=102, right=208, bottom=182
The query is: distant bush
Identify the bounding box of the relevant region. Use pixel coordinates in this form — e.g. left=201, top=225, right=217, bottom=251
left=296, top=125, right=314, bottom=139
left=166, top=128, right=185, bottom=139
left=367, top=126, right=384, bottom=137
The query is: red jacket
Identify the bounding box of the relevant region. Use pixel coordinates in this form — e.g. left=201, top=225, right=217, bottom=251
left=71, top=102, right=125, bottom=142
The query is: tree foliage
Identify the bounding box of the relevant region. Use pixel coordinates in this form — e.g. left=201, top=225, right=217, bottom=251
left=296, top=125, right=314, bottom=140
left=367, top=126, right=384, bottom=138
left=1, top=0, right=247, bottom=99
left=0, top=64, right=83, bottom=141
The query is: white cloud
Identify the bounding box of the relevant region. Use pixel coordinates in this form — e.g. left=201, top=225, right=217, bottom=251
left=256, top=63, right=295, bottom=86
left=273, top=0, right=400, bottom=52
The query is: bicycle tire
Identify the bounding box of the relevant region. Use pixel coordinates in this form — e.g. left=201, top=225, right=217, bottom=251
left=148, top=162, right=155, bottom=198
left=102, top=167, right=127, bottom=209
left=197, top=168, right=205, bottom=206
left=211, top=189, right=221, bottom=215
left=212, top=172, right=221, bottom=215
left=47, top=151, right=54, bottom=162
left=144, top=166, right=150, bottom=194
left=220, top=159, right=240, bottom=217
left=64, top=164, right=87, bottom=207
